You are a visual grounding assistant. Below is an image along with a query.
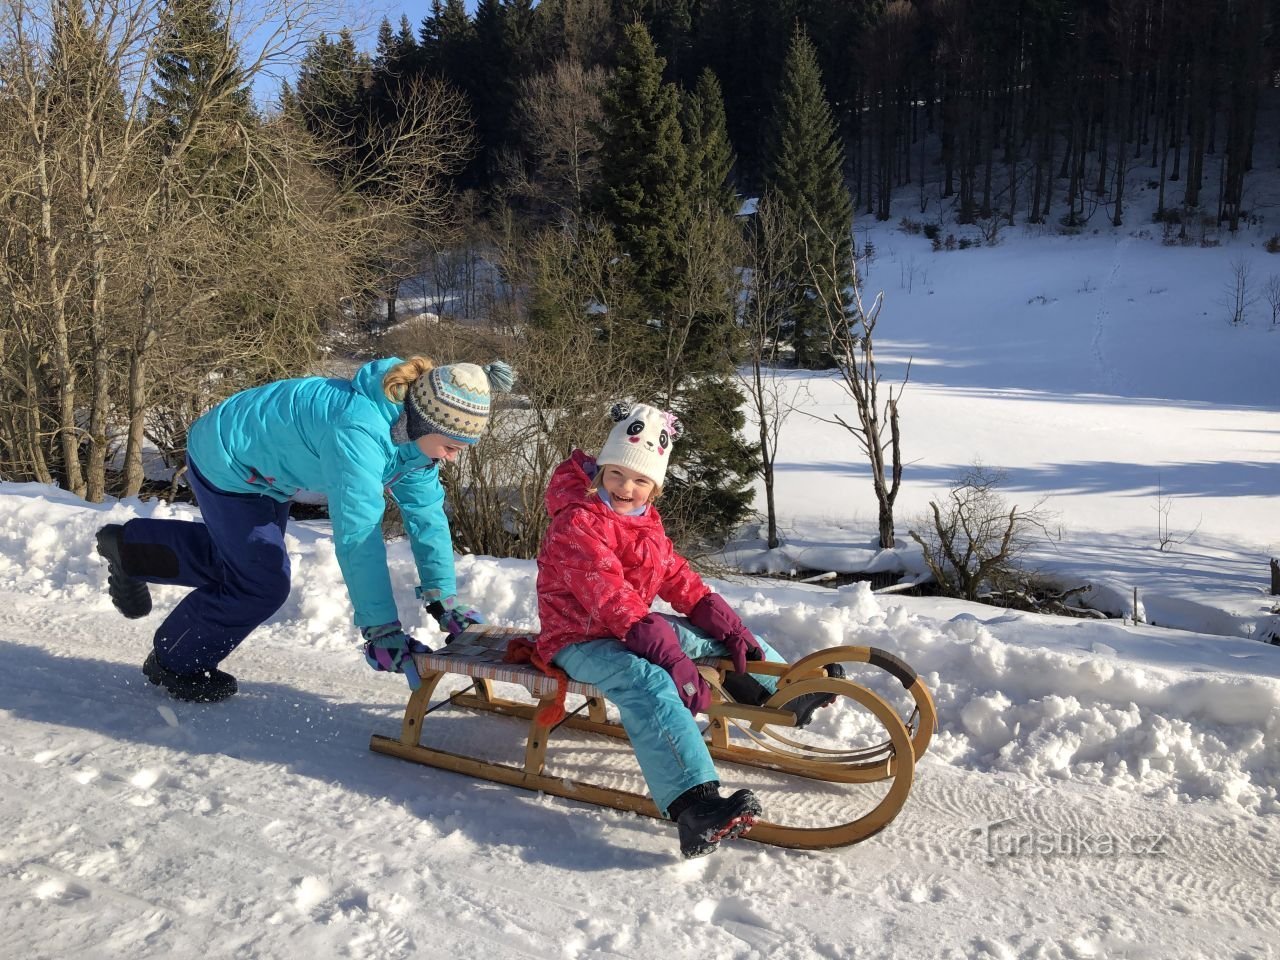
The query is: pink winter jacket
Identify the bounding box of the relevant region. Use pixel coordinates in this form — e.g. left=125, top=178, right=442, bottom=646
left=535, top=450, right=711, bottom=661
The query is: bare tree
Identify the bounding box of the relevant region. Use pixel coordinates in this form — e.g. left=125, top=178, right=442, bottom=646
left=1224, top=257, right=1255, bottom=325
left=909, top=465, right=1053, bottom=604
left=0, top=0, right=471, bottom=499
left=805, top=213, right=909, bottom=549
left=1263, top=274, right=1280, bottom=327
left=739, top=195, right=802, bottom=549
left=1152, top=474, right=1201, bottom=552
left=515, top=60, right=605, bottom=220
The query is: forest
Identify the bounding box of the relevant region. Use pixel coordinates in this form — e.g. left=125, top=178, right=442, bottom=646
left=1, top=0, right=1276, bottom=555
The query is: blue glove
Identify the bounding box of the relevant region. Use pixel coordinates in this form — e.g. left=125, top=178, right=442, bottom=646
left=418, top=588, right=485, bottom=640
left=361, top=621, right=432, bottom=673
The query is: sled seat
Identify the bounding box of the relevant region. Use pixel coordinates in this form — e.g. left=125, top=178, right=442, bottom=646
left=414, top=624, right=600, bottom=700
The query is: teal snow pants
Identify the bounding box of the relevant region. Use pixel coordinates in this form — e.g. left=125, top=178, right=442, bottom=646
left=551, top=617, right=783, bottom=817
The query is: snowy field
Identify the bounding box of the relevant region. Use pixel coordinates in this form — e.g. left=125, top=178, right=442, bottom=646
left=3, top=169, right=1280, bottom=956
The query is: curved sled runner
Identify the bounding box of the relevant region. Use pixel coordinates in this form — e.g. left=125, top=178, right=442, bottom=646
left=370, top=625, right=937, bottom=850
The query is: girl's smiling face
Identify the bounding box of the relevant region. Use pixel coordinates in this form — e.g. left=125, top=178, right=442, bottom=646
left=599, top=463, right=655, bottom=512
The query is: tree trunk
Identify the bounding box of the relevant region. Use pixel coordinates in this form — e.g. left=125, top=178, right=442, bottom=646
left=36, top=140, right=86, bottom=497
left=86, top=228, right=110, bottom=503
left=123, top=333, right=154, bottom=498
left=123, top=254, right=161, bottom=498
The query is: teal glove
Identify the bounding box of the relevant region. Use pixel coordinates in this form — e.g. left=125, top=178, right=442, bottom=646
left=417, top=588, right=485, bottom=640
left=361, top=621, right=432, bottom=673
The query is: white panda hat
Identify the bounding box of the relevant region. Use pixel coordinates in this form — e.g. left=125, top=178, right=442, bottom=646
left=597, top=402, right=684, bottom=489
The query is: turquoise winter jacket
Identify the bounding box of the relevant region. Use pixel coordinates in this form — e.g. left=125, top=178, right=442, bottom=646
left=186, top=358, right=455, bottom=626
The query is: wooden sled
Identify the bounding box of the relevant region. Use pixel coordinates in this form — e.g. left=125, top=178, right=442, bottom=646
left=370, top=625, right=938, bottom=851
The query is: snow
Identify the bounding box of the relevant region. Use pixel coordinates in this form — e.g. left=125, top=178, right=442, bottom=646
left=4, top=172, right=1280, bottom=958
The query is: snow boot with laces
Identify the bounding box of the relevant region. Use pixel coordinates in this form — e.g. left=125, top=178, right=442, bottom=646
left=96, top=524, right=152, bottom=619
left=668, top=783, right=763, bottom=859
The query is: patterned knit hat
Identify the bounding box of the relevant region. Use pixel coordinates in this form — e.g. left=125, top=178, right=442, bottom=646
left=405, top=361, right=515, bottom=444
left=596, top=403, right=683, bottom=488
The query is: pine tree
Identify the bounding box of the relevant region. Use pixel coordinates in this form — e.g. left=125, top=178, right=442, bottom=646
left=471, top=0, right=523, bottom=180
left=374, top=17, right=397, bottom=68
left=149, top=0, right=250, bottom=136
left=502, top=0, right=538, bottom=77
left=397, top=15, right=420, bottom=65
left=660, top=376, right=758, bottom=550
left=48, top=0, right=119, bottom=115
left=764, top=26, right=853, bottom=369
left=436, top=0, right=476, bottom=91
left=595, top=25, right=756, bottom=548
left=529, top=0, right=614, bottom=68
left=147, top=0, right=253, bottom=190
left=371, top=16, right=421, bottom=147
left=418, top=0, right=444, bottom=73
left=682, top=68, right=737, bottom=218
left=677, top=68, right=739, bottom=371
left=595, top=21, right=688, bottom=319
left=294, top=30, right=370, bottom=178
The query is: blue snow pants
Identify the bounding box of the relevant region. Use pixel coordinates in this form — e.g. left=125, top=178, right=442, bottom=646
left=552, top=617, right=784, bottom=817
left=122, top=457, right=292, bottom=674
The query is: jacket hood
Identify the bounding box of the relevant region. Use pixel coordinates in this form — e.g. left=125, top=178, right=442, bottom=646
left=349, top=357, right=405, bottom=427
left=545, top=450, right=596, bottom=518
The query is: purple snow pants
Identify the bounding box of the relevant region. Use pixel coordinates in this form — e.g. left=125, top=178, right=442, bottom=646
left=122, top=457, right=292, bottom=674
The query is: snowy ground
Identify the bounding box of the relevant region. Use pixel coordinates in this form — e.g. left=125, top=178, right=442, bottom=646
left=1, top=488, right=1278, bottom=959
left=4, top=139, right=1280, bottom=957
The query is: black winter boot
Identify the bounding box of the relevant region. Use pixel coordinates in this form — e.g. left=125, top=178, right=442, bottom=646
left=668, top=783, right=763, bottom=859
left=782, top=663, right=846, bottom=729
left=720, top=670, right=772, bottom=706
left=96, top=524, right=152, bottom=619
left=143, top=652, right=238, bottom=703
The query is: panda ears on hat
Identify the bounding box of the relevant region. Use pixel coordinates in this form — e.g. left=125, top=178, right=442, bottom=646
left=608, top=401, right=684, bottom=441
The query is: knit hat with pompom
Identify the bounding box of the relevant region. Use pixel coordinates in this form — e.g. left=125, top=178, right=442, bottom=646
left=405, top=361, right=515, bottom=444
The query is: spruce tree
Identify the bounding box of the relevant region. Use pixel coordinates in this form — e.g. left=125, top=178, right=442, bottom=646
left=764, top=26, right=853, bottom=369
left=374, top=17, right=397, bottom=71
left=660, top=377, right=758, bottom=550
left=502, top=0, right=538, bottom=77
left=147, top=0, right=253, bottom=186
left=436, top=0, right=476, bottom=92
left=418, top=1, right=444, bottom=73
left=470, top=0, right=537, bottom=183
left=682, top=68, right=737, bottom=218
left=677, top=68, right=739, bottom=371
left=595, top=21, right=687, bottom=319
left=294, top=31, right=370, bottom=178
left=595, top=25, right=757, bottom=548
left=396, top=15, right=420, bottom=65
left=48, top=0, right=120, bottom=116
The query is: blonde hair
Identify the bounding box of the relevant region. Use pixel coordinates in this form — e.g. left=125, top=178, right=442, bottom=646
left=588, top=462, right=663, bottom=500
left=382, top=356, right=435, bottom=403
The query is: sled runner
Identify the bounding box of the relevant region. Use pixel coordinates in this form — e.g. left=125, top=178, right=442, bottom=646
left=369, top=625, right=937, bottom=850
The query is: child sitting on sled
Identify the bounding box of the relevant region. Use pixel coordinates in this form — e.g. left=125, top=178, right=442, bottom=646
left=534, top=402, right=840, bottom=859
